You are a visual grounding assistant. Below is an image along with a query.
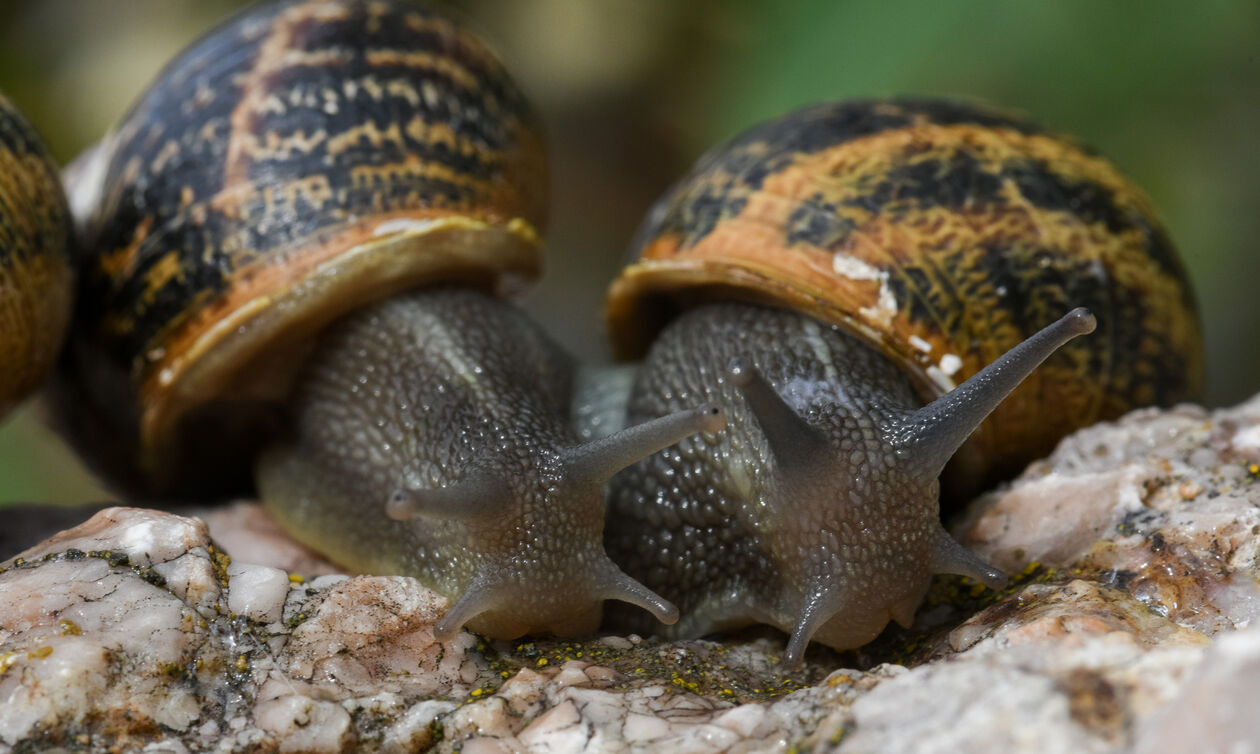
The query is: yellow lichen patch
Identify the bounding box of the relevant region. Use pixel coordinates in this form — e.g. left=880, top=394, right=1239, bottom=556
left=670, top=672, right=700, bottom=693
left=58, top=619, right=82, bottom=636
left=490, top=637, right=831, bottom=703
left=208, top=545, right=232, bottom=587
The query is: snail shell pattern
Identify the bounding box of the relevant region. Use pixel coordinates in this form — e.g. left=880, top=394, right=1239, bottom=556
left=63, top=0, right=546, bottom=494
left=0, top=93, right=74, bottom=420
left=608, top=97, right=1201, bottom=491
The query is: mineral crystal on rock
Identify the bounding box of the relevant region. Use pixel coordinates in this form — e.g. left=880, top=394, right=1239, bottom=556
left=1, top=393, right=1258, bottom=752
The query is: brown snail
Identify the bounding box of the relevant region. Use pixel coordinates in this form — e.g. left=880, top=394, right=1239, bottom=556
left=56, top=0, right=721, bottom=640
left=601, top=97, right=1202, bottom=665
left=0, top=93, right=74, bottom=422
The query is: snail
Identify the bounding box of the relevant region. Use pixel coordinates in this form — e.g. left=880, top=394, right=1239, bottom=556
left=55, top=0, right=722, bottom=640
left=0, top=93, right=74, bottom=422
left=601, top=98, right=1202, bottom=665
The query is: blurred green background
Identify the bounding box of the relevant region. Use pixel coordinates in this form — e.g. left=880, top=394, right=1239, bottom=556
left=0, top=0, right=1255, bottom=504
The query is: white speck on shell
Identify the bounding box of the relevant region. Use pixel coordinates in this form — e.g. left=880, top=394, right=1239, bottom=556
left=831, top=253, right=900, bottom=327
left=926, top=365, right=957, bottom=392
left=926, top=353, right=964, bottom=392
left=372, top=217, right=444, bottom=237
left=63, top=138, right=112, bottom=229
left=909, top=335, right=933, bottom=353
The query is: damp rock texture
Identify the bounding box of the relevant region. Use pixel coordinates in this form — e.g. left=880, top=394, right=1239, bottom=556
left=1, top=393, right=1259, bottom=753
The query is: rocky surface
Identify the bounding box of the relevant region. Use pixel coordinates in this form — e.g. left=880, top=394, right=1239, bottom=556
left=2, top=393, right=1259, bottom=752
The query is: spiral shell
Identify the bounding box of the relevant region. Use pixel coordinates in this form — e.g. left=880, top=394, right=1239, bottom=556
left=64, top=0, right=546, bottom=493
left=607, top=97, right=1201, bottom=487
left=0, top=93, right=74, bottom=420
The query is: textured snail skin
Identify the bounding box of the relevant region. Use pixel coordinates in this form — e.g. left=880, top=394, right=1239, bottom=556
left=0, top=94, right=73, bottom=419
left=607, top=303, right=1094, bottom=665
left=258, top=288, right=726, bottom=639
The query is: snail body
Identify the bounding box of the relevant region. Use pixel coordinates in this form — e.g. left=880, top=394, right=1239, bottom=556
left=61, top=0, right=714, bottom=638
left=604, top=98, right=1201, bottom=663
left=259, top=288, right=722, bottom=638
left=0, top=93, right=74, bottom=420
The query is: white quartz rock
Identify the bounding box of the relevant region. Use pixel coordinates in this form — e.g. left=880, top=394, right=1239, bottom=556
left=0, top=510, right=227, bottom=747
left=3, top=393, right=1260, bottom=752
left=1134, top=623, right=1260, bottom=754
left=227, top=561, right=290, bottom=624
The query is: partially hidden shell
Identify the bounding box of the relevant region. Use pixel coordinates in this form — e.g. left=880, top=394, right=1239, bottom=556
left=0, top=93, right=74, bottom=419
left=64, top=0, right=546, bottom=495
left=606, top=97, right=1201, bottom=490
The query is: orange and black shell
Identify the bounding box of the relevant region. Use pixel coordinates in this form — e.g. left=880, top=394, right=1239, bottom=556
left=607, top=97, right=1201, bottom=489
left=0, top=93, right=74, bottom=420
left=65, top=0, right=546, bottom=494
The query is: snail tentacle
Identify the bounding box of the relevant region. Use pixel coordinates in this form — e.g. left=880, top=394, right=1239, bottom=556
left=434, top=577, right=501, bottom=640
left=593, top=563, right=681, bottom=626
left=892, top=308, right=1098, bottom=478
left=560, top=404, right=725, bottom=484
left=784, top=583, right=837, bottom=668
left=929, top=529, right=1008, bottom=589
left=385, top=472, right=512, bottom=521
left=727, top=357, right=828, bottom=466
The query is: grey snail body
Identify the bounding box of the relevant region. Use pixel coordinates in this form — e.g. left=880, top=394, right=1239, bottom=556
left=606, top=302, right=1091, bottom=665
left=601, top=98, right=1202, bottom=665
left=259, top=288, right=721, bottom=639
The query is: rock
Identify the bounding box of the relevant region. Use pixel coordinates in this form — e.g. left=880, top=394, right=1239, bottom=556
left=1, top=393, right=1259, bottom=752
left=1134, top=625, right=1260, bottom=754
left=201, top=502, right=343, bottom=578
